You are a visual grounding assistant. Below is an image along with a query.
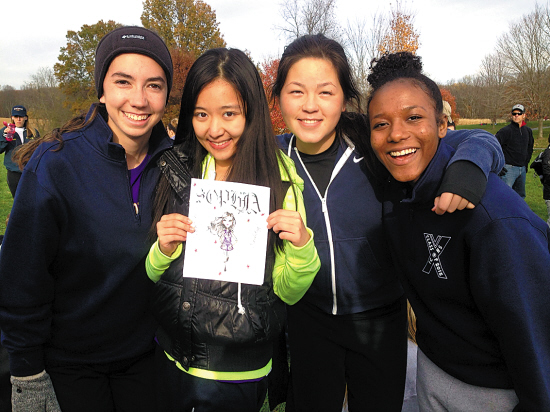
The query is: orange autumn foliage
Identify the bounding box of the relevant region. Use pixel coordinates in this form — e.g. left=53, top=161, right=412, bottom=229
left=378, top=2, right=420, bottom=55
left=259, top=58, right=289, bottom=135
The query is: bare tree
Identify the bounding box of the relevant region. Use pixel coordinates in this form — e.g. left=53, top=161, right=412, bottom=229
left=0, top=85, right=18, bottom=117
left=344, top=13, right=388, bottom=108
left=497, top=3, right=550, bottom=138
left=478, top=53, right=510, bottom=124
left=446, top=75, right=485, bottom=120
left=22, top=67, right=72, bottom=133
left=276, top=0, right=341, bottom=42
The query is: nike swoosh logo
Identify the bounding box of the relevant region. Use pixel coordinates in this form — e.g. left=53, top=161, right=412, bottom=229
left=353, top=156, right=364, bottom=163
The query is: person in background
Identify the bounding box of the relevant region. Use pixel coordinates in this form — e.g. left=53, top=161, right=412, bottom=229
left=0, top=105, right=39, bottom=197
left=541, top=134, right=550, bottom=227
left=442, top=100, right=455, bottom=130
left=166, top=120, right=177, bottom=140
left=495, top=103, right=534, bottom=198
left=367, top=51, right=550, bottom=411
left=270, top=34, right=504, bottom=412
left=0, top=26, right=173, bottom=412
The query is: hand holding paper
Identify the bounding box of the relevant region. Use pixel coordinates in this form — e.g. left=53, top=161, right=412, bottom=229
left=156, top=213, right=195, bottom=256
left=267, top=209, right=310, bottom=248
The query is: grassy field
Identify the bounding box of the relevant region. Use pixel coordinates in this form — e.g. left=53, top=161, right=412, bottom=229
left=0, top=154, right=12, bottom=233
left=455, top=121, right=548, bottom=220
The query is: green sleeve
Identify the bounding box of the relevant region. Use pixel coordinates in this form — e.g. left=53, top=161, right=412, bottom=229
left=272, top=182, right=320, bottom=305
left=145, top=240, right=183, bottom=283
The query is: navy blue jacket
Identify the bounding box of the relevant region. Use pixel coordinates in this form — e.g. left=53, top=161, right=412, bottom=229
left=277, top=129, right=504, bottom=315
left=0, top=105, right=172, bottom=376
left=383, top=141, right=550, bottom=411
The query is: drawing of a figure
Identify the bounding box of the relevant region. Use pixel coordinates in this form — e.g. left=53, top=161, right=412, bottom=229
left=209, top=212, right=237, bottom=271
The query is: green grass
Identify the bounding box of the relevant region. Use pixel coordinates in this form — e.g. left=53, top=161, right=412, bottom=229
left=0, top=154, right=13, bottom=233
left=455, top=122, right=548, bottom=221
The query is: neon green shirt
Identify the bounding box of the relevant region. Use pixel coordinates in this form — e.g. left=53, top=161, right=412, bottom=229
left=146, top=151, right=320, bottom=381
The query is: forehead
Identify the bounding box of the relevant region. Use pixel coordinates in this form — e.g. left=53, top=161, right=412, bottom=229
left=197, top=79, right=242, bottom=104
left=371, top=79, right=436, bottom=108
left=106, top=53, right=165, bottom=77
left=288, top=57, right=340, bottom=80
left=376, top=79, right=428, bottom=100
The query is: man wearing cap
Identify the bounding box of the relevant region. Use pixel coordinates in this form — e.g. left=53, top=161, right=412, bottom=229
left=0, top=26, right=173, bottom=412
left=495, top=104, right=534, bottom=198
left=0, top=105, right=39, bottom=197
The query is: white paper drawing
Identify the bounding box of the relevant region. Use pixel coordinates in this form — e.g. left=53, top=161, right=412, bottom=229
left=182, top=178, right=270, bottom=285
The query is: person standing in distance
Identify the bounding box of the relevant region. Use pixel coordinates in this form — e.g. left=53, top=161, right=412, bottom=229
left=495, top=104, right=534, bottom=198
left=0, top=105, right=39, bottom=197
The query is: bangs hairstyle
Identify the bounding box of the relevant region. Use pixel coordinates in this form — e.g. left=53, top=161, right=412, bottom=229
left=157, top=48, right=291, bottom=253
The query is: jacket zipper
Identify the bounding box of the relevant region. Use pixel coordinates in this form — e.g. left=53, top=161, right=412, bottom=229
left=290, top=135, right=354, bottom=315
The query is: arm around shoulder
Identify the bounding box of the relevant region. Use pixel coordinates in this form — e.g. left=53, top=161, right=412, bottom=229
left=443, top=129, right=504, bottom=178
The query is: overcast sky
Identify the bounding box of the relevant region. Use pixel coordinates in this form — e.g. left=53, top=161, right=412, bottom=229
left=0, top=0, right=542, bottom=90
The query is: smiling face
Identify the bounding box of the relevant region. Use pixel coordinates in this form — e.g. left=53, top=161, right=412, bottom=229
left=278, top=57, right=346, bottom=155
left=192, top=78, right=246, bottom=178
left=99, top=53, right=167, bottom=147
left=369, top=79, right=447, bottom=183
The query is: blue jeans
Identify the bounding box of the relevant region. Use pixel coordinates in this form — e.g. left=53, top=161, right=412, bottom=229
left=500, top=164, right=526, bottom=198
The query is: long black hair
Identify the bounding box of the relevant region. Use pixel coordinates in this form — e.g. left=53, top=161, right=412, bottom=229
left=154, top=48, right=291, bottom=253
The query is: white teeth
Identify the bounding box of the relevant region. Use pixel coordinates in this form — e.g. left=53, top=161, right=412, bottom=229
left=390, top=148, right=417, bottom=157
left=301, top=119, right=319, bottom=124
left=211, top=140, right=229, bottom=146
left=125, top=113, right=149, bottom=121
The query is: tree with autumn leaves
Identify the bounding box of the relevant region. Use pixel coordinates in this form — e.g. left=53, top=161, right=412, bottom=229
left=54, top=0, right=225, bottom=120
left=54, top=20, right=122, bottom=113
left=259, top=58, right=288, bottom=135
left=378, top=0, right=420, bottom=56
left=440, top=88, right=460, bottom=125
left=141, top=0, right=225, bottom=58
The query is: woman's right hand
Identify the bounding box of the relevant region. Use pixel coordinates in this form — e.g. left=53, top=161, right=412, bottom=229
left=157, top=213, right=194, bottom=256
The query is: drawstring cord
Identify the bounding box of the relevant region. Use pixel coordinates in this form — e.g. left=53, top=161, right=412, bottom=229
left=237, top=283, right=245, bottom=315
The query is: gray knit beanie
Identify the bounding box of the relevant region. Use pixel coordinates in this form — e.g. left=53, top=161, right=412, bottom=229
left=95, top=26, right=173, bottom=102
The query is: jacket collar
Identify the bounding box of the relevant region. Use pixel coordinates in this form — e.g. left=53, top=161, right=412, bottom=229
left=80, top=103, right=172, bottom=163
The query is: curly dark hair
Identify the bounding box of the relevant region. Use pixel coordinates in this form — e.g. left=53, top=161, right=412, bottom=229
left=366, top=52, right=443, bottom=117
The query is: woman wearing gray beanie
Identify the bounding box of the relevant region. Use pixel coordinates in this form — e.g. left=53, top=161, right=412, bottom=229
left=0, top=26, right=173, bottom=411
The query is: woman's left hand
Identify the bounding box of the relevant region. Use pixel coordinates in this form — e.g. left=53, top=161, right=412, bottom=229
left=432, top=192, right=475, bottom=215
left=267, top=209, right=310, bottom=248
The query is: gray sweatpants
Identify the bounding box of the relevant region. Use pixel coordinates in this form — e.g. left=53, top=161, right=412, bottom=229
left=416, top=349, right=518, bottom=411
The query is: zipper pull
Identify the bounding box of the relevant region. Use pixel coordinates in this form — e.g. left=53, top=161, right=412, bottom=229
left=321, top=198, right=328, bottom=213
left=133, top=202, right=139, bottom=215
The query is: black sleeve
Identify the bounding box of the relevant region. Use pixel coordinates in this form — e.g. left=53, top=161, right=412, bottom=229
left=436, top=160, right=487, bottom=205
